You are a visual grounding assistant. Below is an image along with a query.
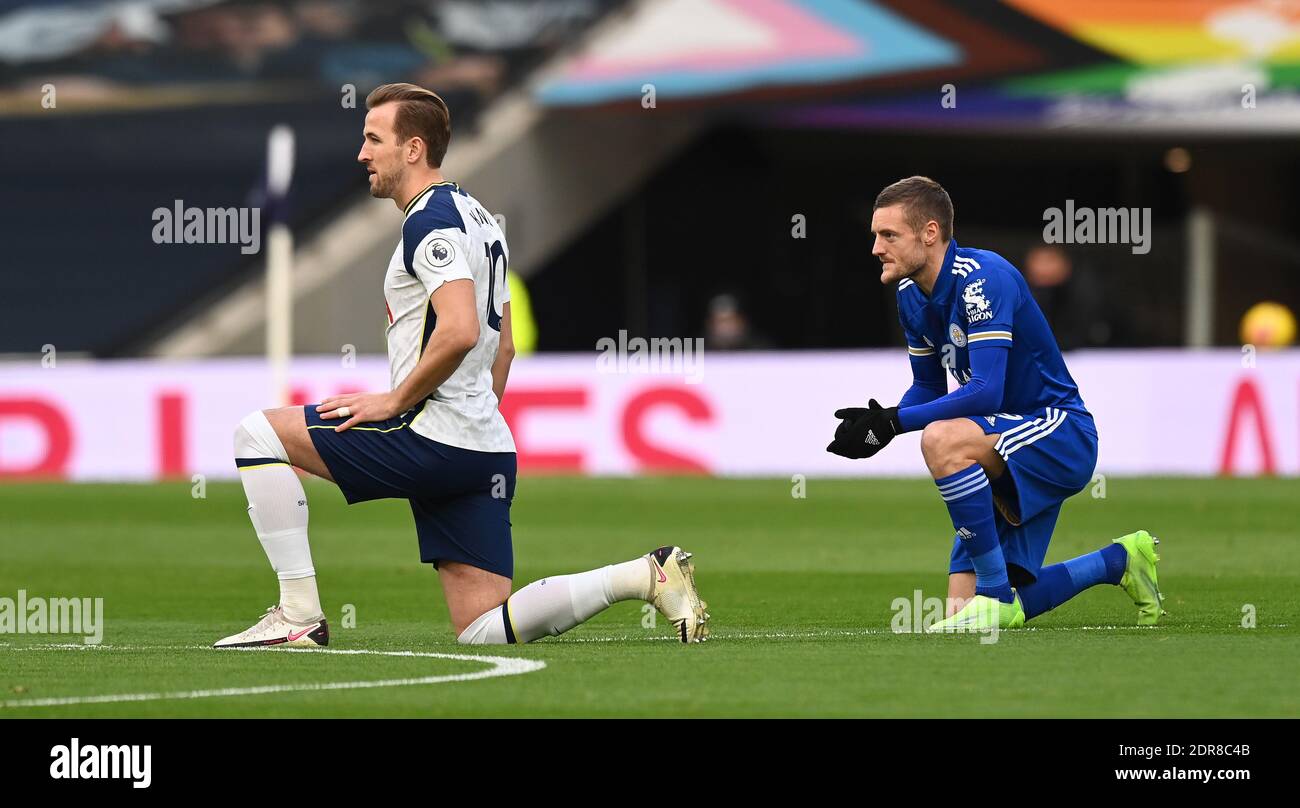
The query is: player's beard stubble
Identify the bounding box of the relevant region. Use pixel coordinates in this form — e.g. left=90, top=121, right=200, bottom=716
left=881, top=252, right=926, bottom=285
left=370, top=166, right=401, bottom=200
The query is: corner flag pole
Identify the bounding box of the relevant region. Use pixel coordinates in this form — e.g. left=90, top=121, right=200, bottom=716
left=266, top=125, right=295, bottom=407
left=1183, top=206, right=1215, bottom=349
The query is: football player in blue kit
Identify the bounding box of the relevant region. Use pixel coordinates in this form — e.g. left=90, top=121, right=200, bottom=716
left=827, top=176, right=1165, bottom=631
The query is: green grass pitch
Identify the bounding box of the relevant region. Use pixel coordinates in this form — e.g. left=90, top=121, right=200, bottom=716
left=1, top=477, right=1296, bottom=717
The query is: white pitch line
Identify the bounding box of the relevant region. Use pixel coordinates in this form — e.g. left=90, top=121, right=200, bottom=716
left=2, top=620, right=1290, bottom=658
left=0, top=646, right=545, bottom=709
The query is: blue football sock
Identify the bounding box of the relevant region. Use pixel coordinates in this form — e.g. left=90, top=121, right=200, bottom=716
left=936, top=464, right=1013, bottom=603
left=1019, top=543, right=1128, bottom=620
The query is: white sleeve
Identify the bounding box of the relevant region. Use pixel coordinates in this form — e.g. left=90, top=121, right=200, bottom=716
left=410, top=228, right=473, bottom=296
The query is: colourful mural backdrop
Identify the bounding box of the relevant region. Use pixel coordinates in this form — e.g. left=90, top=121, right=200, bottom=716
left=1003, top=0, right=1300, bottom=65
left=536, top=0, right=959, bottom=106
left=782, top=0, right=1300, bottom=131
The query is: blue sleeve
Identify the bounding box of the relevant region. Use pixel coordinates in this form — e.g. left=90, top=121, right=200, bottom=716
left=897, top=345, right=1008, bottom=432
left=899, top=351, right=947, bottom=409
left=898, top=304, right=946, bottom=409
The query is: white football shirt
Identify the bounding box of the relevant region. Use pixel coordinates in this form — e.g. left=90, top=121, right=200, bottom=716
left=382, top=181, right=515, bottom=453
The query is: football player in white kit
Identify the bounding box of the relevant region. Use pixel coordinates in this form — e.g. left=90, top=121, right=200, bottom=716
left=215, top=84, right=709, bottom=647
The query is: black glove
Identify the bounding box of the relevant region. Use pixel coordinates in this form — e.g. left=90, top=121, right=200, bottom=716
left=826, top=399, right=901, bottom=459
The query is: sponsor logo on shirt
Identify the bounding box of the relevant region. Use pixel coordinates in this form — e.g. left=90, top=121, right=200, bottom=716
left=963, top=278, right=993, bottom=324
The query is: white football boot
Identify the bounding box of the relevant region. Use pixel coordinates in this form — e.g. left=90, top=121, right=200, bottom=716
left=648, top=546, right=710, bottom=643
left=213, top=605, right=329, bottom=649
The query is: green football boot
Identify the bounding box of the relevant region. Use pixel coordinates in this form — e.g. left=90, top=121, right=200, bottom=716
left=926, top=593, right=1025, bottom=633
left=1113, top=530, right=1167, bottom=625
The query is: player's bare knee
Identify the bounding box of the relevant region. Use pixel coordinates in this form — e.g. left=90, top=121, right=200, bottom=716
left=920, top=419, right=959, bottom=457
left=262, top=407, right=301, bottom=444
left=921, top=420, right=977, bottom=477
left=452, top=595, right=504, bottom=636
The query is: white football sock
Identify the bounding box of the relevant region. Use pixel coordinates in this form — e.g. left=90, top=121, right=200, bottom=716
left=279, top=577, right=322, bottom=625
left=606, top=556, right=656, bottom=602
left=457, top=605, right=509, bottom=644
left=457, top=557, right=654, bottom=645
left=234, top=411, right=322, bottom=622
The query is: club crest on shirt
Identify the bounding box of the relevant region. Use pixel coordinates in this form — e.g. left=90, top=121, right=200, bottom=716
left=948, top=323, right=967, bottom=347
left=426, top=237, right=455, bottom=268
left=963, top=278, right=993, bottom=324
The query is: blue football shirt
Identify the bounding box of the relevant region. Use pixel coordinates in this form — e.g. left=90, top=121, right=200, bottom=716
left=895, top=240, right=1088, bottom=430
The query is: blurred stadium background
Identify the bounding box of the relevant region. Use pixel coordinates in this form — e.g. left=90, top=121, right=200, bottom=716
left=1, top=0, right=1298, bottom=482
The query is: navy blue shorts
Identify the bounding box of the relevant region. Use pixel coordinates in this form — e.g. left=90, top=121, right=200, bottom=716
left=948, top=406, right=1098, bottom=585
left=304, top=405, right=516, bottom=579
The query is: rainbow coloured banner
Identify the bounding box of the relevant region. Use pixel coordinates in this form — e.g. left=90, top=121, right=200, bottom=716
left=536, top=0, right=959, bottom=106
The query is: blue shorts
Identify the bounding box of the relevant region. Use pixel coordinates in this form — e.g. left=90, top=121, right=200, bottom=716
left=304, top=405, right=516, bottom=579
left=948, top=406, right=1098, bottom=585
